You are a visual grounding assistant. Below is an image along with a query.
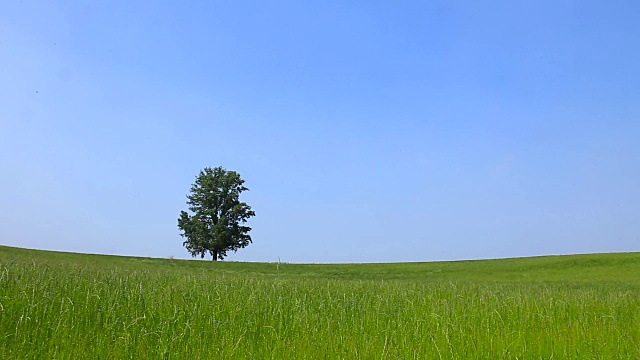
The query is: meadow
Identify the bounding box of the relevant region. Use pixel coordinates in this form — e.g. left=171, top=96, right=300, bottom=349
left=1, top=245, right=639, bottom=359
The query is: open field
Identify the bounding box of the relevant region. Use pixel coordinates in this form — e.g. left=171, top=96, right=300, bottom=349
left=1, top=245, right=639, bottom=359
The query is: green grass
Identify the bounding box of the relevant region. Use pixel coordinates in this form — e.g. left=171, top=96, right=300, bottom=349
left=1, top=245, right=639, bottom=359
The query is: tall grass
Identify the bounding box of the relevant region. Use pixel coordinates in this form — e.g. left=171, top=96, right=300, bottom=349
left=1, top=246, right=639, bottom=358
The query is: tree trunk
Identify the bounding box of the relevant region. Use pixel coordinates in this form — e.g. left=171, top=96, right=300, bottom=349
left=212, top=251, right=218, bottom=261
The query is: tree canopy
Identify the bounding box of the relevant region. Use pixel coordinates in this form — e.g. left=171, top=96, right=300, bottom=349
left=178, top=167, right=255, bottom=261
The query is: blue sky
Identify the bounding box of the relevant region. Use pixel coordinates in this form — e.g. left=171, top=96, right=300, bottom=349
left=1, top=1, right=638, bottom=263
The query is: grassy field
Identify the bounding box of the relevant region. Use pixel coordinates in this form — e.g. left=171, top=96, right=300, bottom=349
left=1, top=245, right=639, bottom=359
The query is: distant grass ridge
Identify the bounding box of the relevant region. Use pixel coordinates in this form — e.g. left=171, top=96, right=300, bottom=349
left=1, top=245, right=639, bottom=358
left=1, top=245, right=638, bottom=283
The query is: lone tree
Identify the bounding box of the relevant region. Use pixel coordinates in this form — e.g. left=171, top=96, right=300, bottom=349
left=178, top=167, right=255, bottom=261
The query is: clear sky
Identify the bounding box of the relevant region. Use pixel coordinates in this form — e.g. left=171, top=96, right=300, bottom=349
left=1, top=1, right=638, bottom=263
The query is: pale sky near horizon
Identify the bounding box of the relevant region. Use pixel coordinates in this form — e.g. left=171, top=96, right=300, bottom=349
left=1, top=1, right=639, bottom=263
